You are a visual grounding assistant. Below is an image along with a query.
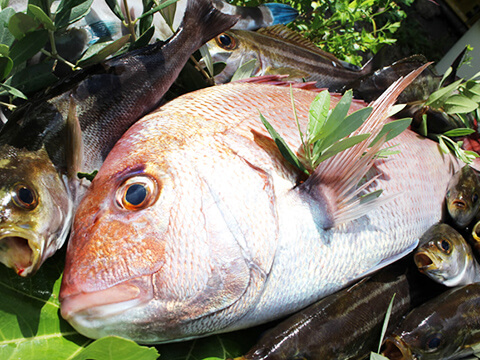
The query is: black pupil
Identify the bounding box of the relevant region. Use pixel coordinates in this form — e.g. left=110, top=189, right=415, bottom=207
left=125, top=184, right=147, bottom=206
left=473, top=193, right=478, bottom=203
left=441, top=240, right=450, bottom=252
left=18, top=187, right=34, bottom=205
left=219, top=34, right=232, bottom=47
left=427, top=336, right=441, bottom=349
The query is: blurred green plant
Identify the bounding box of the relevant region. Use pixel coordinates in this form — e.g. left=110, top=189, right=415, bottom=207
left=230, top=0, right=413, bottom=66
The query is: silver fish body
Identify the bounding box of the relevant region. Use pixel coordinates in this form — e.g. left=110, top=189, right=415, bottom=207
left=60, top=72, right=459, bottom=343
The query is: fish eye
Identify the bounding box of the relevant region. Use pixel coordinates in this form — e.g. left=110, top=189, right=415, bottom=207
left=116, top=175, right=159, bottom=211
left=425, top=333, right=442, bottom=351
left=446, top=190, right=451, bottom=199
left=436, top=238, right=452, bottom=254
left=215, top=33, right=237, bottom=50
left=473, top=193, right=478, bottom=203
left=12, top=183, right=38, bottom=210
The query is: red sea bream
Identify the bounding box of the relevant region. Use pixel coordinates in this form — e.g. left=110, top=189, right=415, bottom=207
left=60, top=69, right=460, bottom=343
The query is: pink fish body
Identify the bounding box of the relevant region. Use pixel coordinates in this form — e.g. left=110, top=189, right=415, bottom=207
left=60, top=72, right=459, bottom=343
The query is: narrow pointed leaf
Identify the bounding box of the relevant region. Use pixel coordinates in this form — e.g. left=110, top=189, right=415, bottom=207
left=314, top=133, right=370, bottom=166
left=9, top=29, right=48, bottom=67
left=199, top=44, right=214, bottom=78
left=104, top=0, right=125, bottom=21
left=139, top=0, right=180, bottom=20
left=443, top=128, right=476, bottom=137
left=378, top=294, right=396, bottom=352
left=370, top=118, right=412, bottom=146
left=437, top=135, right=450, bottom=154
left=0, top=54, right=12, bottom=79
left=425, top=79, right=463, bottom=108
left=260, top=111, right=309, bottom=175
left=77, top=35, right=130, bottom=67
left=443, top=94, right=478, bottom=114
left=307, top=90, right=330, bottom=142
left=0, top=81, right=27, bottom=99
left=55, top=0, right=93, bottom=29
left=231, top=59, right=257, bottom=82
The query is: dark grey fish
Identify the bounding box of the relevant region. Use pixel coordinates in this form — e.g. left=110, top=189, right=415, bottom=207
left=382, top=283, right=480, bottom=360
left=0, top=0, right=237, bottom=277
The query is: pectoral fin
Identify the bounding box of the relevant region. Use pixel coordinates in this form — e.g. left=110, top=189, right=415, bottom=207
left=65, top=94, right=84, bottom=179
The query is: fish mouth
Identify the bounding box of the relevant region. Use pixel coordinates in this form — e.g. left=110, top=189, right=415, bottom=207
left=382, top=336, right=414, bottom=360
left=450, top=199, right=466, bottom=209
left=413, top=251, right=434, bottom=271
left=0, top=228, right=41, bottom=277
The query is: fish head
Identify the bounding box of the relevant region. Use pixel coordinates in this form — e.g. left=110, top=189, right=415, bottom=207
left=414, top=224, right=470, bottom=286
left=60, top=113, right=278, bottom=342
left=205, top=30, right=260, bottom=83
left=0, top=144, right=72, bottom=276
left=446, top=165, right=480, bottom=228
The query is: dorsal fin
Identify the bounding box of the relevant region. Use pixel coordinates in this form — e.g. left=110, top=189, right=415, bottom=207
left=257, top=25, right=343, bottom=66
left=300, top=63, right=431, bottom=228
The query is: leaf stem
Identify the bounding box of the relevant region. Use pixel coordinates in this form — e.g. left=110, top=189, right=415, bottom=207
left=122, top=0, right=137, bottom=42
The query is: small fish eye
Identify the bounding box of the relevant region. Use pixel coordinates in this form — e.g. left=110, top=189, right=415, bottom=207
left=446, top=190, right=451, bottom=198
left=12, top=183, right=38, bottom=210
left=215, top=33, right=236, bottom=50
left=473, top=193, right=478, bottom=203
left=116, top=175, right=159, bottom=211
left=425, top=334, right=442, bottom=351
left=437, top=238, right=451, bottom=254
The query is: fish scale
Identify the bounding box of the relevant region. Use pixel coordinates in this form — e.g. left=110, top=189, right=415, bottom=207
left=60, top=76, right=461, bottom=343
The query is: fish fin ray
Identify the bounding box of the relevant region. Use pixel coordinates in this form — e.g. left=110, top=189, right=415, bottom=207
left=66, top=94, right=84, bottom=179
left=262, top=3, right=299, bottom=25
left=301, top=64, right=430, bottom=228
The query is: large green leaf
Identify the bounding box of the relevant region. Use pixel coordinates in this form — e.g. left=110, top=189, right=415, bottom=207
left=0, top=8, right=15, bottom=46
left=8, top=29, right=48, bottom=67
left=54, top=0, right=94, bottom=29
left=71, top=336, right=159, bottom=360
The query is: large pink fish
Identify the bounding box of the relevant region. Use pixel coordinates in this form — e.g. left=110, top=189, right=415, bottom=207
left=60, top=68, right=460, bottom=343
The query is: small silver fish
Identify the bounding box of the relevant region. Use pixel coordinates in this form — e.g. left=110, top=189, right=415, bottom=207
left=414, top=223, right=480, bottom=286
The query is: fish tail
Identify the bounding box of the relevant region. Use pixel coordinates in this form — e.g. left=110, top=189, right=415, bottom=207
left=301, top=64, right=431, bottom=228
left=262, top=3, right=299, bottom=25
left=181, top=0, right=238, bottom=47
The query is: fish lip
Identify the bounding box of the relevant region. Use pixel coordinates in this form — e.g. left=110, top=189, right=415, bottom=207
left=451, top=199, right=466, bottom=209
left=60, top=281, right=149, bottom=322
left=0, top=227, right=41, bottom=277
left=413, top=251, right=435, bottom=271
left=382, top=336, right=414, bottom=360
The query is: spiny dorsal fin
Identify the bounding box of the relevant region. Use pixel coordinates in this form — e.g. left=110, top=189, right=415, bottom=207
left=300, top=63, right=431, bottom=228
left=257, top=25, right=343, bottom=66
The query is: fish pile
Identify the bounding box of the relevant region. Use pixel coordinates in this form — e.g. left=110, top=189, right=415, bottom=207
left=0, top=0, right=238, bottom=277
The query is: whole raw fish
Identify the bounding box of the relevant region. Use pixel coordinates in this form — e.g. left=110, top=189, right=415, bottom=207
left=445, top=165, right=480, bottom=228
left=0, top=0, right=237, bottom=277
left=382, top=283, right=480, bottom=360
left=60, top=68, right=459, bottom=343
left=414, top=223, right=480, bottom=286
left=205, top=25, right=369, bottom=90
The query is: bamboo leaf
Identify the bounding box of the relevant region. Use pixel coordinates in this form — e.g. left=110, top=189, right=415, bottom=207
left=378, top=294, right=396, bottom=352
left=260, top=111, right=309, bottom=175
left=199, top=44, right=214, bottom=79
left=139, top=0, right=180, bottom=20
left=314, top=133, right=370, bottom=166
left=370, top=118, right=412, bottom=146
left=425, top=79, right=463, bottom=108
left=231, top=59, right=256, bottom=82
left=307, top=90, right=330, bottom=142
left=443, top=94, right=478, bottom=114
left=0, top=81, right=27, bottom=99
left=443, top=128, right=476, bottom=137
left=437, top=135, right=450, bottom=154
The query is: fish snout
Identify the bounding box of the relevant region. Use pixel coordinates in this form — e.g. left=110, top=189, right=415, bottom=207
left=0, top=229, right=41, bottom=276
left=451, top=199, right=467, bottom=210
left=382, top=336, right=414, bottom=360
left=414, top=251, right=435, bottom=272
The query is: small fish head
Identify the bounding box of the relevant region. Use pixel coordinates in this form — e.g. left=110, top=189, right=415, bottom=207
left=0, top=145, right=72, bottom=277
left=446, top=165, right=480, bottom=228
left=382, top=329, right=450, bottom=360
left=60, top=126, right=264, bottom=342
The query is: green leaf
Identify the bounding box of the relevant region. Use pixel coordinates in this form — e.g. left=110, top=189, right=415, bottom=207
left=307, top=90, right=330, bottom=143
left=76, top=35, right=130, bottom=67
left=378, top=294, right=396, bottom=352
left=0, top=8, right=16, bottom=46
left=8, top=12, right=38, bottom=39
left=77, top=170, right=98, bottom=181
left=443, top=94, right=478, bottom=114
left=3, top=60, right=57, bottom=95
left=104, top=0, right=124, bottom=21
left=425, top=79, right=463, bottom=109
left=370, top=352, right=390, bottom=360
left=463, top=81, right=480, bottom=103
left=231, top=59, right=257, bottom=82
left=9, top=29, right=48, bottom=67
left=0, top=53, right=12, bottom=79
left=55, top=0, right=94, bottom=29
left=199, top=44, right=214, bottom=79
left=71, top=336, right=159, bottom=360
left=370, top=118, right=412, bottom=146
left=443, top=128, right=476, bottom=137
left=437, top=135, right=450, bottom=154
left=0, top=251, right=92, bottom=359
left=387, top=103, right=406, bottom=118
left=139, top=0, right=180, bottom=20
left=159, top=0, right=177, bottom=29
left=0, top=79, right=27, bottom=99
left=314, top=133, right=370, bottom=166
left=28, top=4, right=55, bottom=31
left=419, top=113, right=428, bottom=137
left=260, top=111, right=309, bottom=175
left=132, top=25, right=154, bottom=50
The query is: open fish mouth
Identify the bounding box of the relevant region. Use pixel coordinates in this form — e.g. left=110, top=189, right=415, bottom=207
left=414, top=251, right=435, bottom=271
left=0, top=228, right=41, bottom=277
left=382, top=336, right=414, bottom=360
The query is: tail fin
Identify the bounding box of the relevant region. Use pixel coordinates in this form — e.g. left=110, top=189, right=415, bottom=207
left=301, top=64, right=430, bottom=228
left=263, top=3, right=299, bottom=26
left=180, top=0, right=238, bottom=46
